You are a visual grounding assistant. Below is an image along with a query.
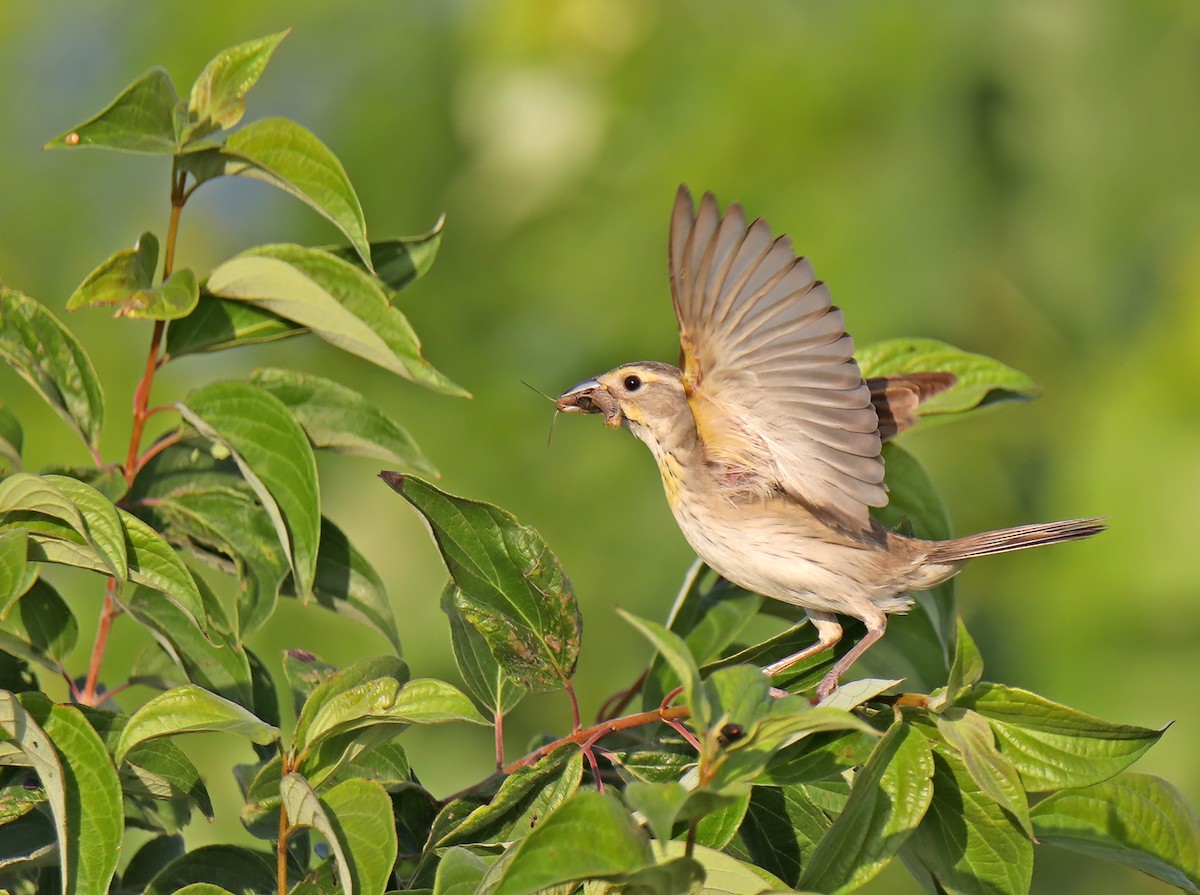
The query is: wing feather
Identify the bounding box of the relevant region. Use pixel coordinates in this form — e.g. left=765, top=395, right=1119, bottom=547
left=669, top=185, right=885, bottom=531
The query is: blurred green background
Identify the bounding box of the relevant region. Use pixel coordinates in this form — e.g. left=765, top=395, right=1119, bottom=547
left=2, top=2, right=1198, bottom=892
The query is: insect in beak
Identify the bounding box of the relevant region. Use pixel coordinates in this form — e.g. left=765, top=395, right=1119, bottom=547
left=556, top=379, right=622, bottom=427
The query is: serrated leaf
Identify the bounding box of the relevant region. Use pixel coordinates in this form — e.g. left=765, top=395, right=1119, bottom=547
left=442, top=582, right=526, bottom=716
left=902, top=723, right=1033, bottom=895
left=385, top=475, right=581, bottom=692
left=799, top=721, right=934, bottom=893
left=961, top=683, right=1165, bottom=791
left=206, top=245, right=466, bottom=394
left=113, top=684, right=278, bottom=764
left=179, top=379, right=320, bottom=597
left=489, top=790, right=654, bottom=895
left=324, top=215, right=446, bottom=295
left=45, top=67, right=180, bottom=153
left=0, top=401, right=22, bottom=470
left=0, top=289, right=103, bottom=446
left=186, top=30, right=289, bottom=140
left=249, top=367, right=437, bottom=475
left=857, top=338, right=1041, bottom=416
left=16, top=693, right=123, bottom=895
left=1031, top=772, right=1200, bottom=893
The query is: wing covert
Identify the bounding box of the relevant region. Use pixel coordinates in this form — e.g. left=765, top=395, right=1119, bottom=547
left=668, top=185, right=885, bottom=532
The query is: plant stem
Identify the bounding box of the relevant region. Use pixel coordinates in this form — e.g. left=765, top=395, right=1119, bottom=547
left=79, top=578, right=120, bottom=706
left=565, top=678, right=582, bottom=731
left=494, top=710, right=505, bottom=771
left=82, top=160, right=188, bottom=706
left=503, top=704, right=690, bottom=775
left=277, top=804, right=290, bottom=895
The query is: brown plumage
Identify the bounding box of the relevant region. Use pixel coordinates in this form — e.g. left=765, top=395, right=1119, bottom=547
left=557, top=186, right=1104, bottom=698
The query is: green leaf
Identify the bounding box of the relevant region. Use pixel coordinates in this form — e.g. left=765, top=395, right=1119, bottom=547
left=298, top=674, right=485, bottom=761
left=0, top=287, right=104, bottom=447
left=433, top=847, right=490, bottom=895
left=122, top=584, right=255, bottom=708
left=324, top=215, right=446, bottom=295
left=857, top=338, right=1041, bottom=416
left=488, top=790, right=653, bottom=895
left=282, top=649, right=340, bottom=717
left=127, top=438, right=289, bottom=639
left=385, top=475, right=581, bottom=692
left=0, top=810, right=56, bottom=874
left=13, top=579, right=77, bottom=663
left=66, top=232, right=198, bottom=320
left=759, top=729, right=877, bottom=786
left=936, top=708, right=1032, bottom=836
left=430, top=747, right=584, bottom=848
left=693, top=788, right=752, bottom=849
left=730, top=785, right=832, bottom=887
left=179, top=379, right=320, bottom=597
left=16, top=693, right=123, bottom=895
left=442, top=582, right=526, bottom=716
left=295, top=517, right=401, bottom=652
left=799, top=721, right=934, bottom=893
left=143, top=845, right=278, bottom=895
left=655, top=841, right=796, bottom=894
left=960, top=683, right=1165, bottom=791
left=583, top=856, right=706, bottom=895
left=937, top=616, right=984, bottom=710
left=0, top=527, right=35, bottom=616
left=113, top=684, right=278, bottom=764
left=205, top=245, right=466, bottom=395
left=44, top=473, right=128, bottom=581
left=248, top=367, right=437, bottom=475
left=39, top=463, right=128, bottom=503
left=283, top=774, right=398, bottom=895
left=902, top=723, right=1033, bottom=895
left=624, top=781, right=690, bottom=842
left=0, top=401, right=22, bottom=470
left=709, top=701, right=875, bottom=792
left=164, top=294, right=300, bottom=357
left=1032, top=773, right=1200, bottom=893
left=45, top=67, right=180, bottom=153
left=195, top=117, right=370, bottom=264
left=292, top=655, right=407, bottom=753
left=643, top=561, right=763, bottom=710
left=116, top=835, right=185, bottom=895
left=619, top=609, right=707, bottom=726
left=186, top=30, right=289, bottom=140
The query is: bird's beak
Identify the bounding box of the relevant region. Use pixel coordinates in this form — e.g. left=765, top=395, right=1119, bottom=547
left=556, top=379, right=623, bottom=428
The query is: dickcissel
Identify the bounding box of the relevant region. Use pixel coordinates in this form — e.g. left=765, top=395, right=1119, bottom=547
left=557, top=186, right=1104, bottom=698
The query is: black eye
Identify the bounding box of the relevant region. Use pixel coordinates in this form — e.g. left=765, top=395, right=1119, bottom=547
left=623, top=374, right=642, bottom=392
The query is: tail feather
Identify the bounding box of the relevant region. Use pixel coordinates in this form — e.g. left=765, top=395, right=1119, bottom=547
left=926, top=517, right=1107, bottom=564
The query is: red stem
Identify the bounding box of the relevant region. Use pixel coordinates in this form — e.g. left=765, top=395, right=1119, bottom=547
left=79, top=579, right=121, bottom=706
left=494, top=710, right=505, bottom=771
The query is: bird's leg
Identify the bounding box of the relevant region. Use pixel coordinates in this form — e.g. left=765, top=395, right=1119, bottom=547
left=761, top=610, right=842, bottom=678
left=815, top=610, right=887, bottom=699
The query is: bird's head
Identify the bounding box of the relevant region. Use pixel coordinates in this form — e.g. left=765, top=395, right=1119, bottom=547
left=556, top=361, right=692, bottom=452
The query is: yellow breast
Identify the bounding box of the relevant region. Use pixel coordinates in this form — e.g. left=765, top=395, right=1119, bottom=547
left=655, top=452, right=688, bottom=509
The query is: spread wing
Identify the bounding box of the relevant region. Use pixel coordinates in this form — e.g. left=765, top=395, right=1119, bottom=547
left=669, top=185, right=885, bottom=532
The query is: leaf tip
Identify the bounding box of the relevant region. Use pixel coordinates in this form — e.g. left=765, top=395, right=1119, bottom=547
left=379, top=470, right=405, bottom=491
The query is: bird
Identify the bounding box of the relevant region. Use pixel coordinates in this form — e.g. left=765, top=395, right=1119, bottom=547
left=556, top=185, right=1104, bottom=699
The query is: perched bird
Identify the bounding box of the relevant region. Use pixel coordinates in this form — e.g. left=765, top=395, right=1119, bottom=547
left=557, top=186, right=1104, bottom=698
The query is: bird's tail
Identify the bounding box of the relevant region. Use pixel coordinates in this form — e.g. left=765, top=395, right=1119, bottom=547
left=925, top=517, right=1107, bottom=564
